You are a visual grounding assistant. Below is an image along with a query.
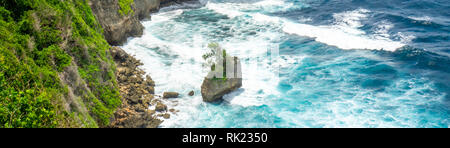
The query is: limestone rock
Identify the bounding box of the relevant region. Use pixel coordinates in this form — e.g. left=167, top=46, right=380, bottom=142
left=89, top=0, right=144, bottom=46
left=201, top=56, right=242, bottom=102
left=134, top=0, right=160, bottom=20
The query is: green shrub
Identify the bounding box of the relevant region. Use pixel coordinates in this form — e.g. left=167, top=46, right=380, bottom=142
left=203, top=43, right=228, bottom=80
left=34, top=45, right=71, bottom=71
left=1, top=0, right=122, bottom=128
left=118, top=0, right=134, bottom=16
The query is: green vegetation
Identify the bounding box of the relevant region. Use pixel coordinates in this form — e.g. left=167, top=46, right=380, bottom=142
left=203, top=43, right=228, bottom=81
left=118, top=0, right=134, bottom=16
left=0, top=0, right=121, bottom=128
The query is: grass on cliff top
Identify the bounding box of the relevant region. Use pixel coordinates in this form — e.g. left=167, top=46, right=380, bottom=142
left=0, top=0, right=121, bottom=128
left=118, top=0, right=134, bottom=16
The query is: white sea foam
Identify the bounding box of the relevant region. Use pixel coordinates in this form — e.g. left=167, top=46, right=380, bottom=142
left=282, top=9, right=406, bottom=51
left=332, top=8, right=369, bottom=35
left=205, top=0, right=302, bottom=18
left=298, top=16, right=313, bottom=23
left=247, top=10, right=406, bottom=51
left=205, top=2, right=243, bottom=18
left=408, top=16, right=432, bottom=22
left=150, top=9, right=184, bottom=22
left=250, top=13, right=282, bottom=24
left=120, top=0, right=437, bottom=128
left=206, top=3, right=406, bottom=51
left=123, top=3, right=295, bottom=127
left=373, top=20, right=394, bottom=39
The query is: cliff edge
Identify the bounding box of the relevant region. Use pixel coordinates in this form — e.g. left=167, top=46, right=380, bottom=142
left=0, top=0, right=194, bottom=128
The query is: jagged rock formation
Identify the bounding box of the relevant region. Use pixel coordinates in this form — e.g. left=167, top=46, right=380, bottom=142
left=160, top=0, right=190, bottom=7
left=134, top=0, right=161, bottom=20
left=201, top=56, right=243, bottom=102
left=89, top=0, right=144, bottom=46
left=89, top=0, right=195, bottom=46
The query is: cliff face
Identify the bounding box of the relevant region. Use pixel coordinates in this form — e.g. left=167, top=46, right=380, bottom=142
left=89, top=0, right=144, bottom=46
left=90, top=0, right=193, bottom=46
left=89, top=0, right=194, bottom=128
left=0, top=0, right=193, bottom=128
left=134, top=0, right=161, bottom=20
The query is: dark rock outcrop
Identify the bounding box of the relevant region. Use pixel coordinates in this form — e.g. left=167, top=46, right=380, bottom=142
left=163, top=92, right=179, bottom=98
left=160, top=0, right=186, bottom=7
left=134, top=0, right=161, bottom=20
left=188, top=90, right=195, bottom=96
left=201, top=56, right=242, bottom=102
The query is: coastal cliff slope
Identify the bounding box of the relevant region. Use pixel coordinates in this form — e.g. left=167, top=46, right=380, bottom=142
left=0, top=0, right=193, bottom=128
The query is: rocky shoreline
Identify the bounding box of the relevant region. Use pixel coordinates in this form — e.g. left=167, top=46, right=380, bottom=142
left=109, top=47, right=179, bottom=128
left=89, top=0, right=194, bottom=128
left=96, top=0, right=241, bottom=128
left=108, top=47, right=162, bottom=128
left=109, top=47, right=182, bottom=128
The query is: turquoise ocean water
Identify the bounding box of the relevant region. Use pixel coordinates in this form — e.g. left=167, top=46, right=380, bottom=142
left=122, top=0, right=450, bottom=127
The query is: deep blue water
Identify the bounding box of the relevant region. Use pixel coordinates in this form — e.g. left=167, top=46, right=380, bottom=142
left=122, top=0, right=450, bottom=127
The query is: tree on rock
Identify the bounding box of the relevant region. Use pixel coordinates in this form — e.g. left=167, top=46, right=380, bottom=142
left=201, top=43, right=242, bottom=103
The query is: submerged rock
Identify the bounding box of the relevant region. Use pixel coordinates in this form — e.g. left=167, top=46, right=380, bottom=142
left=188, top=90, right=195, bottom=96
left=201, top=56, right=242, bottom=102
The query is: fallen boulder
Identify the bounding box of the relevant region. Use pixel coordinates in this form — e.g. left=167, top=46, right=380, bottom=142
left=163, top=92, right=179, bottom=98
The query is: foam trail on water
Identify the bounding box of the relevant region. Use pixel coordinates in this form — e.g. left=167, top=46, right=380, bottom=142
left=282, top=9, right=406, bottom=51
left=150, top=9, right=184, bottom=22
left=283, top=22, right=405, bottom=51
left=205, top=3, right=406, bottom=51
left=205, top=2, right=243, bottom=18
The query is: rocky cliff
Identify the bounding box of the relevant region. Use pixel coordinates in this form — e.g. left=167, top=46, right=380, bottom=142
left=0, top=0, right=193, bottom=128
left=89, top=0, right=144, bottom=46
left=90, top=0, right=193, bottom=46
left=91, top=0, right=195, bottom=127
left=134, top=0, right=161, bottom=20
left=201, top=56, right=243, bottom=102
